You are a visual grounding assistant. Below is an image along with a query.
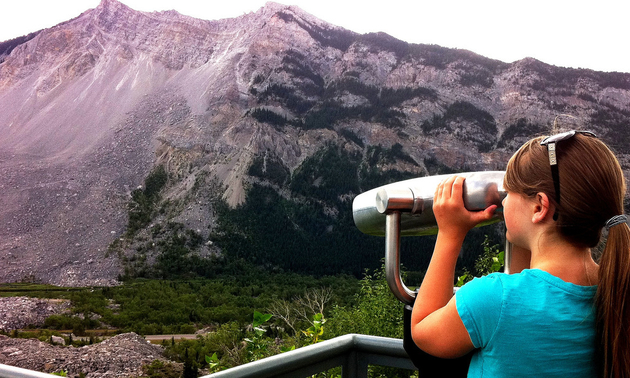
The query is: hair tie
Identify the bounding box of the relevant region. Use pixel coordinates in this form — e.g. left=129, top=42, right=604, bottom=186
left=605, top=215, right=628, bottom=230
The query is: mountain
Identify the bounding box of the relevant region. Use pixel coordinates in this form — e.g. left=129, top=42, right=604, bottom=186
left=1, top=0, right=629, bottom=285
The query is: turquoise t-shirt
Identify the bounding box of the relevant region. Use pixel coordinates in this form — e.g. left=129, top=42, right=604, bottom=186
left=455, top=269, right=597, bottom=378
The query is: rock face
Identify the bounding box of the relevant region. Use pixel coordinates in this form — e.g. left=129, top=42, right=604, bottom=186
left=1, top=0, right=630, bottom=285
left=0, top=332, right=168, bottom=377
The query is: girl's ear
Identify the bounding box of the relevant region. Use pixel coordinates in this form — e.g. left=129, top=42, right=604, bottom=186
left=532, top=192, right=553, bottom=223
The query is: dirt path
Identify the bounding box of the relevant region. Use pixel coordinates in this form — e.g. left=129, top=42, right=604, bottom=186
left=144, top=334, right=199, bottom=342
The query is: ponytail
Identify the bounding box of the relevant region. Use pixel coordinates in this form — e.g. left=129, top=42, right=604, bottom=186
left=505, top=132, right=630, bottom=377
left=596, top=221, right=630, bottom=378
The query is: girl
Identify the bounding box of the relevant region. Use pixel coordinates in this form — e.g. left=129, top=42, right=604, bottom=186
left=411, top=131, right=630, bottom=377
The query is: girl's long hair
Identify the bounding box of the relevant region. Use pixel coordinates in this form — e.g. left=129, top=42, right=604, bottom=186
left=504, top=133, right=630, bottom=378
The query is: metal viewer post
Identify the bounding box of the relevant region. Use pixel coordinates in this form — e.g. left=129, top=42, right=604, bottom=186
left=353, top=171, right=507, bottom=305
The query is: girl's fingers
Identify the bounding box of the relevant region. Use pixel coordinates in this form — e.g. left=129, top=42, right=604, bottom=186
left=438, top=176, right=457, bottom=199
left=451, top=176, right=465, bottom=199
left=435, top=179, right=447, bottom=199
left=433, top=175, right=496, bottom=233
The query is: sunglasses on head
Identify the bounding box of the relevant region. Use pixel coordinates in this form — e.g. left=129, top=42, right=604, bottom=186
left=540, top=130, right=597, bottom=220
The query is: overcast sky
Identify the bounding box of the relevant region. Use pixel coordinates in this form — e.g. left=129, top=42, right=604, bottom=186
left=1, top=0, right=629, bottom=73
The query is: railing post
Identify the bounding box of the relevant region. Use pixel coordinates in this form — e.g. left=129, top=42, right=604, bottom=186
left=356, top=350, right=369, bottom=378
left=342, top=350, right=357, bottom=378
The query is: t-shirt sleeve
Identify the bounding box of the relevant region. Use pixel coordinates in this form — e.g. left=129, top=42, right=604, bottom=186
left=455, top=273, right=504, bottom=348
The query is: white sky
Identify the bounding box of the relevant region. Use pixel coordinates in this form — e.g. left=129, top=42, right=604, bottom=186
left=1, top=0, right=629, bottom=73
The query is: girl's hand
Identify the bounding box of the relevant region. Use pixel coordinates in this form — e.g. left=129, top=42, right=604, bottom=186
left=412, top=175, right=492, bottom=357
left=433, top=176, right=497, bottom=240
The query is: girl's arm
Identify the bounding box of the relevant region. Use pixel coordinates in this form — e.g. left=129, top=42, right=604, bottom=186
left=411, top=176, right=497, bottom=358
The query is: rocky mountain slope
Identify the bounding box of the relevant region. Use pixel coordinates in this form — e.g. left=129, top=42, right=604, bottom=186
left=1, top=0, right=629, bottom=285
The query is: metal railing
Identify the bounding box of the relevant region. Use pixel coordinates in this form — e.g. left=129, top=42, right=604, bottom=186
left=202, top=334, right=416, bottom=378
left=0, top=364, right=55, bottom=378
left=0, top=334, right=416, bottom=378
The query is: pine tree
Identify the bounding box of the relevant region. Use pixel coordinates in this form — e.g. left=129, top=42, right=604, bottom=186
left=182, top=348, right=198, bottom=378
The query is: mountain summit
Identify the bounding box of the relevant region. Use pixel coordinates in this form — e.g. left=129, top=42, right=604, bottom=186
left=1, top=0, right=629, bottom=285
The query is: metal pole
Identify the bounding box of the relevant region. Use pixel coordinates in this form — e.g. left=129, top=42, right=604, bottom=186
left=385, top=211, right=415, bottom=305
left=504, top=240, right=513, bottom=274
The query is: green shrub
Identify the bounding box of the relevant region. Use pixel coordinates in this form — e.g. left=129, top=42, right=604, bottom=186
left=140, top=359, right=181, bottom=378
left=44, top=315, right=82, bottom=330
left=327, top=266, right=404, bottom=339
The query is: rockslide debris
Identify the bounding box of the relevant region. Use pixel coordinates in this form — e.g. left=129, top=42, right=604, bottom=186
left=0, top=297, right=71, bottom=332
left=0, top=332, right=170, bottom=378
